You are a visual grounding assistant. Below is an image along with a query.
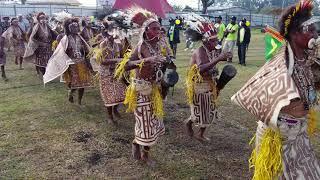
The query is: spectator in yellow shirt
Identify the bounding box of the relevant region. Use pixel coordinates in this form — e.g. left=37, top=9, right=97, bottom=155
left=222, top=16, right=238, bottom=62
left=215, top=16, right=226, bottom=44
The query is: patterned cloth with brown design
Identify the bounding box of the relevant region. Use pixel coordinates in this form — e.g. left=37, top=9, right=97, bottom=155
left=186, top=80, right=218, bottom=127
left=98, top=38, right=127, bottom=106
left=231, top=45, right=300, bottom=128
left=134, top=92, right=165, bottom=146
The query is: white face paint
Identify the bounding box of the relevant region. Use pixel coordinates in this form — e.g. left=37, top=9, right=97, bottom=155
left=215, top=44, right=222, bottom=50
left=306, top=37, right=320, bottom=65
left=308, top=38, right=316, bottom=49
left=114, top=38, right=121, bottom=44
left=39, top=19, right=47, bottom=24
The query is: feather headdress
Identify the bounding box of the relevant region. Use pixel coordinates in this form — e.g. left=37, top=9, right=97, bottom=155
left=124, top=7, right=158, bottom=29
left=279, top=0, right=316, bottom=38
left=183, top=13, right=217, bottom=42
left=101, top=10, right=133, bottom=41
left=53, top=11, right=72, bottom=23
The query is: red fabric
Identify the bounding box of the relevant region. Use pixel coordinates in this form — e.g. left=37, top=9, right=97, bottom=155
left=113, top=0, right=174, bottom=18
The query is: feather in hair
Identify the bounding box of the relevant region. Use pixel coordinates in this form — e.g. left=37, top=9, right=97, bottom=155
left=124, top=7, right=158, bottom=27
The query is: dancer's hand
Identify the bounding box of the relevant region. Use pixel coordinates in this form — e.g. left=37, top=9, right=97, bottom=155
left=145, top=55, right=165, bottom=64
left=217, top=52, right=232, bottom=62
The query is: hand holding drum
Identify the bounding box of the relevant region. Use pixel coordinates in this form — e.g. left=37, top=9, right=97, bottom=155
left=217, top=65, right=237, bottom=91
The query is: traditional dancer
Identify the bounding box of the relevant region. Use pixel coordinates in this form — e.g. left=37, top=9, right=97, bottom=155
left=2, top=18, right=26, bottom=69
left=24, top=12, right=57, bottom=76
left=231, top=1, right=320, bottom=179
left=44, top=18, right=93, bottom=105
left=184, top=15, right=233, bottom=141
left=0, top=28, right=7, bottom=81
left=80, top=18, right=94, bottom=42
left=93, top=18, right=131, bottom=124
left=115, top=8, right=169, bottom=166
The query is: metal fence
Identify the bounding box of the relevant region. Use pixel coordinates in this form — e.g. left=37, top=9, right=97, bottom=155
left=0, top=5, right=278, bottom=28
left=0, top=4, right=103, bottom=17
left=165, top=12, right=278, bottom=28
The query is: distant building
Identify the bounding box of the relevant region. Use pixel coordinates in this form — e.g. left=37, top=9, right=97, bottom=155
left=98, top=0, right=115, bottom=7
left=182, top=6, right=194, bottom=12
left=207, top=6, right=248, bottom=14
left=26, top=0, right=82, bottom=6
left=0, top=0, right=20, bottom=5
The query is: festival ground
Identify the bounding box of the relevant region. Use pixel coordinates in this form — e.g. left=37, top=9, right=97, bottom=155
left=1, top=29, right=320, bottom=179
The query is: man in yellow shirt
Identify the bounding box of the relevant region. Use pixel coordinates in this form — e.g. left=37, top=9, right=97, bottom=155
left=215, top=16, right=226, bottom=43
left=222, top=16, right=238, bottom=62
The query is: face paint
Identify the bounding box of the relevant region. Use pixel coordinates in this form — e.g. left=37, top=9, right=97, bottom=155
left=114, top=38, right=121, bottom=44
left=145, top=22, right=161, bottom=42
left=12, top=20, right=18, bottom=26
left=39, top=19, right=47, bottom=24
left=69, top=22, right=80, bottom=34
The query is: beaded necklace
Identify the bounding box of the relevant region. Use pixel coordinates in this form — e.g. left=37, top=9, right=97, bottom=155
left=292, top=56, right=317, bottom=110
left=202, top=45, right=219, bottom=77
left=144, top=41, right=163, bottom=82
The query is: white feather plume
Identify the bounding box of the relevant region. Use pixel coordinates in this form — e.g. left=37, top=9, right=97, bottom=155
left=53, top=11, right=72, bottom=22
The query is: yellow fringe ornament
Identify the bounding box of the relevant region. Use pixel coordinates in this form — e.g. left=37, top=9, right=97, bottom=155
left=87, top=47, right=105, bottom=65
left=77, top=63, right=91, bottom=82
left=137, top=60, right=145, bottom=71
left=52, top=40, right=58, bottom=51
left=161, top=47, right=167, bottom=57
left=114, top=50, right=132, bottom=80
left=123, top=83, right=137, bottom=113
left=92, top=72, right=100, bottom=87
left=151, top=85, right=164, bottom=119
left=249, top=128, right=283, bottom=180
left=307, top=108, right=318, bottom=137
left=185, top=64, right=203, bottom=104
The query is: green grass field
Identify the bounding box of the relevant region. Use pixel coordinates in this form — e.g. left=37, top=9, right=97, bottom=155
left=1, top=29, right=320, bottom=179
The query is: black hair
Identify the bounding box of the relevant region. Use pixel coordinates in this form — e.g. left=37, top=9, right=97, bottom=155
left=10, top=18, right=17, bottom=23
left=37, top=12, right=46, bottom=20
left=185, top=28, right=203, bottom=42
left=64, top=18, right=79, bottom=35
left=81, top=19, right=87, bottom=27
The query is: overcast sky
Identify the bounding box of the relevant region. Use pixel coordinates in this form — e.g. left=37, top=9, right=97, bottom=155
left=78, top=0, right=199, bottom=8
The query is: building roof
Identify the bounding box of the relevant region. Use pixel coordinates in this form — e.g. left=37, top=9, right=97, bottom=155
left=26, top=0, right=81, bottom=6
left=207, top=6, right=248, bottom=11
left=0, top=0, right=20, bottom=5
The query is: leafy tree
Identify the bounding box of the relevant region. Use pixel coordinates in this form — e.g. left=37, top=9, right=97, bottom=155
left=201, top=0, right=215, bottom=14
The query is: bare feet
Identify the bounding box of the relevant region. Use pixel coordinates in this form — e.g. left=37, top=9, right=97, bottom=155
left=2, top=77, right=8, bottom=82
left=141, top=149, right=156, bottom=168
left=194, top=134, right=211, bottom=142
left=2, top=74, right=8, bottom=82
left=106, top=118, right=118, bottom=125
left=68, top=92, right=74, bottom=103
left=113, top=109, right=121, bottom=118
left=132, top=142, right=141, bottom=160
left=185, top=120, right=194, bottom=137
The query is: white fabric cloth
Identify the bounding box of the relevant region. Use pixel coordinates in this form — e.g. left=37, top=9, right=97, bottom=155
left=43, top=35, right=74, bottom=84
